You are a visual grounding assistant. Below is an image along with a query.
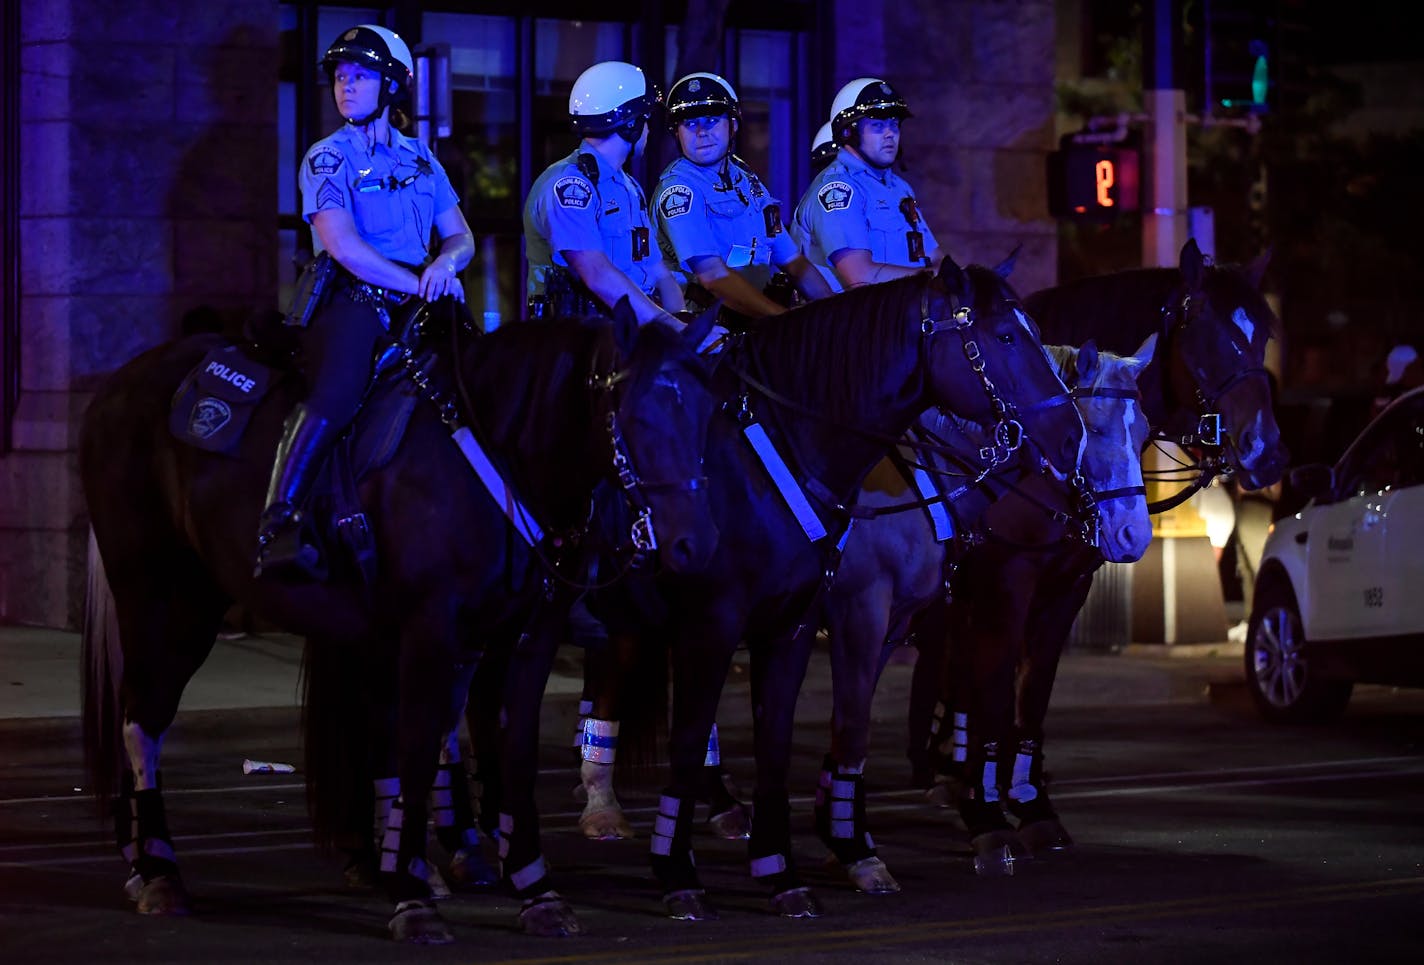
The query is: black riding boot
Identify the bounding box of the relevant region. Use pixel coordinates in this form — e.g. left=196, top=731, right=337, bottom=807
left=254, top=403, right=336, bottom=581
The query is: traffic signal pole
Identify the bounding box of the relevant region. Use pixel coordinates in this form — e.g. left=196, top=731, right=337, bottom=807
left=1141, top=0, right=1188, bottom=269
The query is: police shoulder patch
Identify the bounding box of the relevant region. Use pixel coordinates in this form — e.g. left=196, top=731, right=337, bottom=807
left=554, top=175, right=594, bottom=209
left=818, top=180, right=854, bottom=212
left=308, top=147, right=343, bottom=176
left=658, top=184, right=694, bottom=219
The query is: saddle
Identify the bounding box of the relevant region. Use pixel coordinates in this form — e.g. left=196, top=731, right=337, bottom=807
left=168, top=328, right=427, bottom=588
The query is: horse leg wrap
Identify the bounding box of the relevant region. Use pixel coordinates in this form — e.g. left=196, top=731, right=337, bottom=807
left=817, top=760, right=876, bottom=865
left=1005, top=737, right=1057, bottom=826
left=131, top=785, right=179, bottom=882
left=649, top=793, right=700, bottom=893
left=571, top=699, right=593, bottom=749
left=379, top=794, right=433, bottom=904
left=472, top=755, right=502, bottom=838
left=373, top=776, right=399, bottom=848
left=498, top=808, right=552, bottom=900
left=112, top=770, right=138, bottom=868
left=748, top=790, right=800, bottom=895
left=956, top=739, right=1013, bottom=837
left=432, top=762, right=481, bottom=856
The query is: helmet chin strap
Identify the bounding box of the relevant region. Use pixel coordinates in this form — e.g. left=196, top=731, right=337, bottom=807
left=617, top=116, right=648, bottom=145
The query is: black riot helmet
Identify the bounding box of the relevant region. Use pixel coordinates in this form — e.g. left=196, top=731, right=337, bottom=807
left=665, top=72, right=740, bottom=132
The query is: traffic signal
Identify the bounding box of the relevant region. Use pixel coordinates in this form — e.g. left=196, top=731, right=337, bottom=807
left=1205, top=1, right=1276, bottom=114
left=1047, top=131, right=1141, bottom=222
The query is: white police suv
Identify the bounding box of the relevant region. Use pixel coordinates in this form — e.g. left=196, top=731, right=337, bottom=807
left=1246, top=386, right=1424, bottom=722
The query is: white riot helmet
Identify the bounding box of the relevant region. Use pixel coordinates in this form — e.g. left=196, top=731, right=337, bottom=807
left=830, top=77, right=912, bottom=145
left=810, top=122, right=837, bottom=171
left=321, top=24, right=414, bottom=123
left=569, top=61, right=661, bottom=144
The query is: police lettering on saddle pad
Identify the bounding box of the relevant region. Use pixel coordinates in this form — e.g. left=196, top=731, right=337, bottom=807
left=169, top=346, right=274, bottom=453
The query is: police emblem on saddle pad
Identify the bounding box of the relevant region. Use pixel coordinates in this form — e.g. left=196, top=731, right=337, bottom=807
left=169, top=345, right=273, bottom=453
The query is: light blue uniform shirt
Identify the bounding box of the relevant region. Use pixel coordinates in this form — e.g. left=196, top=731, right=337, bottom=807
left=523, top=146, right=657, bottom=298
left=651, top=155, right=797, bottom=294
left=794, top=147, right=939, bottom=283
left=300, top=124, right=460, bottom=267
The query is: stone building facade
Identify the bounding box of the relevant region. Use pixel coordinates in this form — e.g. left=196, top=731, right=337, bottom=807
left=0, top=0, right=1056, bottom=628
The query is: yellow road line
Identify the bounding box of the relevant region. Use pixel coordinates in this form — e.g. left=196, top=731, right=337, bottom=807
left=488, top=876, right=1424, bottom=965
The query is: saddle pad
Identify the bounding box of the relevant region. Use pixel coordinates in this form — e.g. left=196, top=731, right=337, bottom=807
left=168, top=345, right=275, bottom=454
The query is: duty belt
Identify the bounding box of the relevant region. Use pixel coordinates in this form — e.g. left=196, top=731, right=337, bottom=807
left=527, top=266, right=600, bottom=320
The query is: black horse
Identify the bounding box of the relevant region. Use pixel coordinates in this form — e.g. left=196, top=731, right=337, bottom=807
left=914, top=239, right=1289, bottom=858
left=576, top=257, right=1087, bottom=924
left=80, top=303, right=719, bottom=943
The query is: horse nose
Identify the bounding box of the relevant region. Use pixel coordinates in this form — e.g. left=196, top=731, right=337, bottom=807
left=663, top=531, right=715, bottom=574
left=1113, top=521, right=1152, bottom=562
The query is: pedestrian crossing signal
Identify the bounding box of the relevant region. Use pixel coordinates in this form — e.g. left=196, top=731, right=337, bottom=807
left=1047, top=133, right=1141, bottom=222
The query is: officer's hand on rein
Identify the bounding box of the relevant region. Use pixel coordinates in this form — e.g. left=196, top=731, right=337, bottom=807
left=418, top=257, right=466, bottom=303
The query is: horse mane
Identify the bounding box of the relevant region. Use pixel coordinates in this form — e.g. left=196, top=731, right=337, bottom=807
left=1027, top=260, right=1280, bottom=352
left=741, top=273, right=925, bottom=423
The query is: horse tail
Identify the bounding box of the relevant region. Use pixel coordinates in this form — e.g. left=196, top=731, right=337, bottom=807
left=81, top=526, right=125, bottom=815
left=300, top=635, right=374, bottom=854
left=610, top=628, right=668, bottom=780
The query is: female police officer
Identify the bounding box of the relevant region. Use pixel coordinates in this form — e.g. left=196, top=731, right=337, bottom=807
left=256, top=24, right=474, bottom=580
left=796, top=77, right=944, bottom=289
left=650, top=72, right=831, bottom=324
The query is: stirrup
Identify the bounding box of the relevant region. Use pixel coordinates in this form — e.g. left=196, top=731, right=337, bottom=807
left=254, top=508, right=325, bottom=581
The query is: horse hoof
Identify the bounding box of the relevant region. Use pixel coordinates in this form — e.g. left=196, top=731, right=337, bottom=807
left=845, top=856, right=901, bottom=895
left=770, top=886, right=824, bottom=918
left=389, top=900, right=454, bottom=944
left=343, top=855, right=378, bottom=890
left=448, top=847, right=499, bottom=887
left=1017, top=818, right=1074, bottom=856
left=136, top=875, right=191, bottom=916
left=925, top=775, right=969, bottom=809
left=123, top=871, right=144, bottom=903
left=519, top=895, right=582, bottom=937
left=707, top=802, right=751, bottom=840
left=664, top=888, right=719, bottom=921
left=579, top=806, right=634, bottom=840
left=970, top=831, right=1027, bottom=878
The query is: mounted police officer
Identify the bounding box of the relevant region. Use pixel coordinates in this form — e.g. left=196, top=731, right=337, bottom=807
left=791, top=122, right=845, bottom=295
left=810, top=122, right=838, bottom=174
left=524, top=61, right=683, bottom=324
left=255, top=24, right=474, bottom=580
left=650, top=72, right=831, bottom=324
left=796, top=77, right=944, bottom=289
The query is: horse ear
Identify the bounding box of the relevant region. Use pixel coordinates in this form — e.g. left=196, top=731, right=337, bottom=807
left=1076, top=339, right=1099, bottom=383
left=611, top=296, right=638, bottom=354
left=992, top=244, right=1022, bottom=279
left=1132, top=331, right=1159, bottom=370
left=1243, top=247, right=1272, bottom=290
left=682, top=303, right=718, bottom=352
left=1179, top=237, right=1205, bottom=291
left=936, top=253, right=968, bottom=292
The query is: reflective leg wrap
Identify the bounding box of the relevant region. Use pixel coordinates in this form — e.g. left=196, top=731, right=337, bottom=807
left=433, top=762, right=481, bottom=855
left=648, top=793, right=700, bottom=893
left=703, top=724, right=720, bottom=767
left=498, top=807, right=552, bottom=900
left=572, top=699, right=593, bottom=749
left=950, top=712, right=969, bottom=764
left=373, top=776, right=399, bottom=849
left=132, top=784, right=178, bottom=881
left=379, top=794, right=433, bottom=904
left=748, top=789, right=799, bottom=895
left=956, top=739, right=1012, bottom=837
left=816, top=759, right=875, bottom=865
left=1005, top=737, right=1057, bottom=825
left=579, top=717, right=618, bottom=764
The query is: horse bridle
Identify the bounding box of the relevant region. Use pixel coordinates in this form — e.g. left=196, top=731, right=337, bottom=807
left=1070, top=383, right=1149, bottom=549
left=1156, top=291, right=1271, bottom=452
left=588, top=343, right=708, bottom=558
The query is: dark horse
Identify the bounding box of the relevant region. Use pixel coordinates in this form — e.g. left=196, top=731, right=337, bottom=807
left=576, top=258, right=1087, bottom=924
left=914, top=239, right=1289, bottom=859
left=80, top=303, right=719, bottom=943
left=816, top=337, right=1156, bottom=892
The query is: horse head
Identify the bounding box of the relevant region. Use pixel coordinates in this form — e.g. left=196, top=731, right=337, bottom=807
left=1057, top=335, right=1157, bottom=563
left=926, top=256, right=1086, bottom=480
left=1166, top=239, right=1289, bottom=489
left=602, top=298, right=720, bottom=574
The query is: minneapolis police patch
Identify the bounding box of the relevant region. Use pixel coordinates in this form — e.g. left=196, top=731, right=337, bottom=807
left=554, top=176, right=594, bottom=209
left=818, top=180, right=854, bottom=212
left=658, top=184, right=694, bottom=219
left=308, top=147, right=343, bottom=176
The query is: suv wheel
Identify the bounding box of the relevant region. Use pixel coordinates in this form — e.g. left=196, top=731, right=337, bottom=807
left=1245, top=580, right=1353, bottom=723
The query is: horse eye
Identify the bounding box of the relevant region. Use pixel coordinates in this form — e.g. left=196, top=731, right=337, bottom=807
left=997, top=330, right=1015, bottom=345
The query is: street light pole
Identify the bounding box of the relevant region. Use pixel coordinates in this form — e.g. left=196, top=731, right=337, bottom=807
left=1141, top=0, right=1188, bottom=269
